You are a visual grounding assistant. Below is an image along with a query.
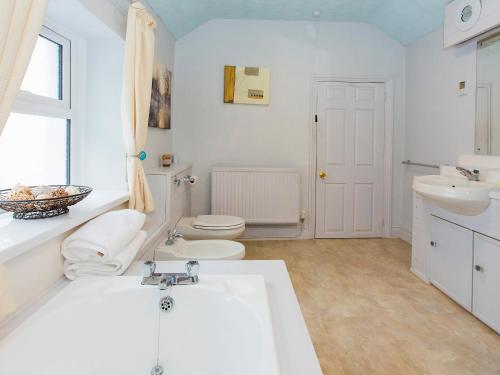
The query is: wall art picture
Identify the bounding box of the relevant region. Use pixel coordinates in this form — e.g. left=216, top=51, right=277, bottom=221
left=148, top=61, right=171, bottom=129
left=224, top=65, right=270, bottom=105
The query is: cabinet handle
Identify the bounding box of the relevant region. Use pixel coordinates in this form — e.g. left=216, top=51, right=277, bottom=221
left=475, top=265, right=484, bottom=272
left=430, top=241, right=437, bottom=247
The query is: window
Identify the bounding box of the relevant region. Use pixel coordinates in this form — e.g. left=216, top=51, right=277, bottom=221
left=0, top=25, right=72, bottom=189
left=21, top=34, right=63, bottom=100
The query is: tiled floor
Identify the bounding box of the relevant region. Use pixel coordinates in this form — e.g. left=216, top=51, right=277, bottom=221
left=244, top=238, right=500, bottom=375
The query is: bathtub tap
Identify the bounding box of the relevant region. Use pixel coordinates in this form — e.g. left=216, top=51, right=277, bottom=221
left=141, top=260, right=199, bottom=289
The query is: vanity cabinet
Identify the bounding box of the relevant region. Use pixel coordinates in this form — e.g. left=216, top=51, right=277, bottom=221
left=473, top=233, right=500, bottom=333
left=430, top=216, right=473, bottom=311
left=416, top=212, right=500, bottom=334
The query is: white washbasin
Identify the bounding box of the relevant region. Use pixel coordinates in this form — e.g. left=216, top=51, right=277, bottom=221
left=413, top=175, right=499, bottom=215
left=0, top=275, right=280, bottom=375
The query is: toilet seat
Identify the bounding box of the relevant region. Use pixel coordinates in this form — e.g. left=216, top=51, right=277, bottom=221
left=193, top=215, right=245, bottom=230
left=177, top=216, right=245, bottom=240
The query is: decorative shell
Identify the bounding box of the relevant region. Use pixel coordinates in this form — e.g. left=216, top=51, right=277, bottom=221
left=64, top=186, right=80, bottom=196
left=7, top=185, right=34, bottom=201
left=35, top=194, right=51, bottom=200
left=49, top=188, right=69, bottom=198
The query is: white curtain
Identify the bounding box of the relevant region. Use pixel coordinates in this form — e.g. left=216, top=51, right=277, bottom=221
left=0, top=0, right=49, bottom=319
left=0, top=0, right=48, bottom=131
left=121, top=2, right=156, bottom=213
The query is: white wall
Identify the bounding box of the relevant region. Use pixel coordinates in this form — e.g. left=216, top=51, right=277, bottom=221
left=84, top=39, right=127, bottom=190
left=173, top=19, right=406, bottom=237
left=402, top=28, right=476, bottom=235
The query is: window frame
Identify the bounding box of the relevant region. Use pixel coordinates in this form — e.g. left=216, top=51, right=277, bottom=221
left=15, top=25, right=71, bottom=116
left=8, top=22, right=77, bottom=185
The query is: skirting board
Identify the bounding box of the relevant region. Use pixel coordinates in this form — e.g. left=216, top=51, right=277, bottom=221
left=391, top=226, right=412, bottom=244
left=242, top=224, right=307, bottom=240
left=411, top=267, right=430, bottom=284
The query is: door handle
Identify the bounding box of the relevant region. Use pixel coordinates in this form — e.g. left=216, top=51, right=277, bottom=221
left=475, top=265, right=484, bottom=272
left=319, top=171, right=327, bottom=180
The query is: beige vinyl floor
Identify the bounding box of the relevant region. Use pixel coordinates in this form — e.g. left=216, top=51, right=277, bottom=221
left=243, top=238, right=500, bottom=375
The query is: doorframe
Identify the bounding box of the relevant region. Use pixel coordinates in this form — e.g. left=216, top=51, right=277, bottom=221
left=307, top=76, right=394, bottom=238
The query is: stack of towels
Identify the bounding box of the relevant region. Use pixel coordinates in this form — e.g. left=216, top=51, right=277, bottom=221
left=62, top=209, right=147, bottom=280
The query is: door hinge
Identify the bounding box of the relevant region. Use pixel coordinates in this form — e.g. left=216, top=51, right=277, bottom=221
left=314, top=114, right=318, bottom=123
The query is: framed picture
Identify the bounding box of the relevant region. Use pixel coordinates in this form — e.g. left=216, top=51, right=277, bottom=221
left=148, top=61, right=171, bottom=129
left=224, top=65, right=270, bottom=105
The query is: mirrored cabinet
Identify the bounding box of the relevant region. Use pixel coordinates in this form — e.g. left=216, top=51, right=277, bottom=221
left=476, top=33, right=500, bottom=155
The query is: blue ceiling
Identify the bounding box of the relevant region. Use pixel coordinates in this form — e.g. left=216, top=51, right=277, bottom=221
left=147, top=0, right=446, bottom=45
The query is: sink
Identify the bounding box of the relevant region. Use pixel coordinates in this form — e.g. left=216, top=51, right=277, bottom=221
left=413, top=175, right=499, bottom=215
left=155, top=239, right=245, bottom=260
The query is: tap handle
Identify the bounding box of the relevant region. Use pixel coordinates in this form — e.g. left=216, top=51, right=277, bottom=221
left=185, top=260, right=200, bottom=277
left=143, top=260, right=156, bottom=278
left=168, top=229, right=183, bottom=238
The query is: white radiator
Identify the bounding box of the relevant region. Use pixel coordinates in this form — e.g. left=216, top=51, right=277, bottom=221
left=211, top=167, right=300, bottom=224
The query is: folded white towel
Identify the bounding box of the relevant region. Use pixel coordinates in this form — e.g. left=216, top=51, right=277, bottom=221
left=64, top=231, right=147, bottom=280
left=62, top=209, right=146, bottom=262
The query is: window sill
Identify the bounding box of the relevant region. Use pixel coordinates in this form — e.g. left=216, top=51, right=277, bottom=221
left=0, top=190, right=129, bottom=263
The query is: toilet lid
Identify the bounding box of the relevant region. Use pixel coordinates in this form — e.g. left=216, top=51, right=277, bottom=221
left=193, top=215, right=245, bottom=230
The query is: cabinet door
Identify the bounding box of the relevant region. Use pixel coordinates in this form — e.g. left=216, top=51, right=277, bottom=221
left=473, top=233, right=500, bottom=333
left=430, top=216, right=473, bottom=311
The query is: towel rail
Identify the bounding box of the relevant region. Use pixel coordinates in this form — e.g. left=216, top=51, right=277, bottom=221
left=401, top=160, right=440, bottom=169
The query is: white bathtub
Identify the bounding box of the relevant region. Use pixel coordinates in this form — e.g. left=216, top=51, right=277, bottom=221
left=0, top=275, right=280, bottom=375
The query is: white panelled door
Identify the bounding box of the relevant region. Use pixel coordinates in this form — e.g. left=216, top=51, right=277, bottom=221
left=315, top=82, right=385, bottom=238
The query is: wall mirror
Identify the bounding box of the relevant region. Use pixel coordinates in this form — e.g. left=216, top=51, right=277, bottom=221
left=476, top=33, right=500, bottom=155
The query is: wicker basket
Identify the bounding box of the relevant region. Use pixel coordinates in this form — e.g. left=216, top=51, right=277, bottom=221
left=0, top=185, right=92, bottom=219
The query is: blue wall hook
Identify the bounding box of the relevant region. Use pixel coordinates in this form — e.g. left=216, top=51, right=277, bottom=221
left=138, top=151, right=147, bottom=161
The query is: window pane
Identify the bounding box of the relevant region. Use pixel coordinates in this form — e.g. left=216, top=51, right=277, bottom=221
left=0, top=113, right=69, bottom=189
left=20, top=35, right=62, bottom=100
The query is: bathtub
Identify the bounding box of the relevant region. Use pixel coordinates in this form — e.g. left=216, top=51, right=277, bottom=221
left=0, top=275, right=280, bottom=375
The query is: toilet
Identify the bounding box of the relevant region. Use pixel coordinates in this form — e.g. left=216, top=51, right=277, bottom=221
left=146, top=165, right=246, bottom=260
left=176, top=215, right=245, bottom=240
left=155, top=238, right=245, bottom=260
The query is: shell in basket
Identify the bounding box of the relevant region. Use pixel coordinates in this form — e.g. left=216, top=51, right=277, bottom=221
left=0, top=185, right=92, bottom=219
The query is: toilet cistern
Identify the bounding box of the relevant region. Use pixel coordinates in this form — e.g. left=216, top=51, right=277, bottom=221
left=141, top=260, right=200, bottom=289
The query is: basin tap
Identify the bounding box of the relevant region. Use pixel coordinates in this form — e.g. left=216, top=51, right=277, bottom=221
left=166, top=229, right=183, bottom=246
left=141, top=260, right=200, bottom=288
left=456, top=166, right=480, bottom=181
